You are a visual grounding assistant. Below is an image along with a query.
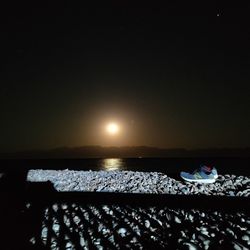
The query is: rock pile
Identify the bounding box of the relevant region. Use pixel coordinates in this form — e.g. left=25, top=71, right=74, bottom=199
left=27, top=202, right=250, bottom=249
left=27, top=170, right=250, bottom=197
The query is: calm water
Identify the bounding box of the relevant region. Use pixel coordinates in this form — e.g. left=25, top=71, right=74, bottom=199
left=1, top=157, right=250, bottom=176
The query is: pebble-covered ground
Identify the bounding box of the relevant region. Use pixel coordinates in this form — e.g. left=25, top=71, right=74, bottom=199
left=27, top=203, right=250, bottom=249
left=27, top=169, right=250, bottom=197
left=26, top=170, right=250, bottom=249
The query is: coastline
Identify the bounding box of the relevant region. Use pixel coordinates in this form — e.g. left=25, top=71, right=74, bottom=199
left=27, top=169, right=250, bottom=197
left=25, top=169, right=250, bottom=249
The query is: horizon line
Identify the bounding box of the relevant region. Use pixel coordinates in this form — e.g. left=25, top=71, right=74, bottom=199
left=1, top=145, right=250, bottom=154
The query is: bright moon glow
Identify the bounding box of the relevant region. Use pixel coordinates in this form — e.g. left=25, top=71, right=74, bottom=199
left=106, top=123, right=119, bottom=135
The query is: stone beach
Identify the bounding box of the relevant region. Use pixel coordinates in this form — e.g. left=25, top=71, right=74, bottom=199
left=26, top=169, right=250, bottom=249
left=27, top=169, right=250, bottom=197
left=27, top=201, right=250, bottom=249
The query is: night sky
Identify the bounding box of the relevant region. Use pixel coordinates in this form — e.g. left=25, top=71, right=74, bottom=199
left=1, top=2, right=250, bottom=152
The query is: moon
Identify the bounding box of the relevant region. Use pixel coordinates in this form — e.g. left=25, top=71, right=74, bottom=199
left=106, top=123, right=119, bottom=135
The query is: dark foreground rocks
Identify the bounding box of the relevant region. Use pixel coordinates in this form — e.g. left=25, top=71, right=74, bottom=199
left=26, top=202, right=250, bottom=249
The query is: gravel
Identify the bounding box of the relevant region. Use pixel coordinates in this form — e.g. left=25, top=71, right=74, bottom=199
left=27, top=169, right=250, bottom=197
left=26, top=170, right=250, bottom=249
left=27, top=202, right=250, bottom=249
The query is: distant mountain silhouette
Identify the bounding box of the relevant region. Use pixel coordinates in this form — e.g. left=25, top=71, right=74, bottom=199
left=0, top=146, right=250, bottom=159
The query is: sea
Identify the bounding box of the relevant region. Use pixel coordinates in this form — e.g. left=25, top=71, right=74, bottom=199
left=1, top=157, right=250, bottom=177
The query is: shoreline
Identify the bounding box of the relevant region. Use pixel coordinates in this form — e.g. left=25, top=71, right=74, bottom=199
left=27, top=169, right=250, bottom=197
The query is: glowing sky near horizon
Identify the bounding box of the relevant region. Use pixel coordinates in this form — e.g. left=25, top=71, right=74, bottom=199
left=1, top=3, right=250, bottom=152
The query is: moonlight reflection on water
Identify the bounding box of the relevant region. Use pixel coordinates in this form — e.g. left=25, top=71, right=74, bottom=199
left=101, top=158, right=125, bottom=171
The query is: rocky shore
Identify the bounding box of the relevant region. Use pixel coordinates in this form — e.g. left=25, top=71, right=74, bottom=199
left=25, top=170, right=250, bottom=249
left=27, top=169, right=250, bottom=197
left=26, top=202, right=249, bottom=250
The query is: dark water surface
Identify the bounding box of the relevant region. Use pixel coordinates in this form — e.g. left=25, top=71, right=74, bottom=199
left=1, top=157, right=250, bottom=176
